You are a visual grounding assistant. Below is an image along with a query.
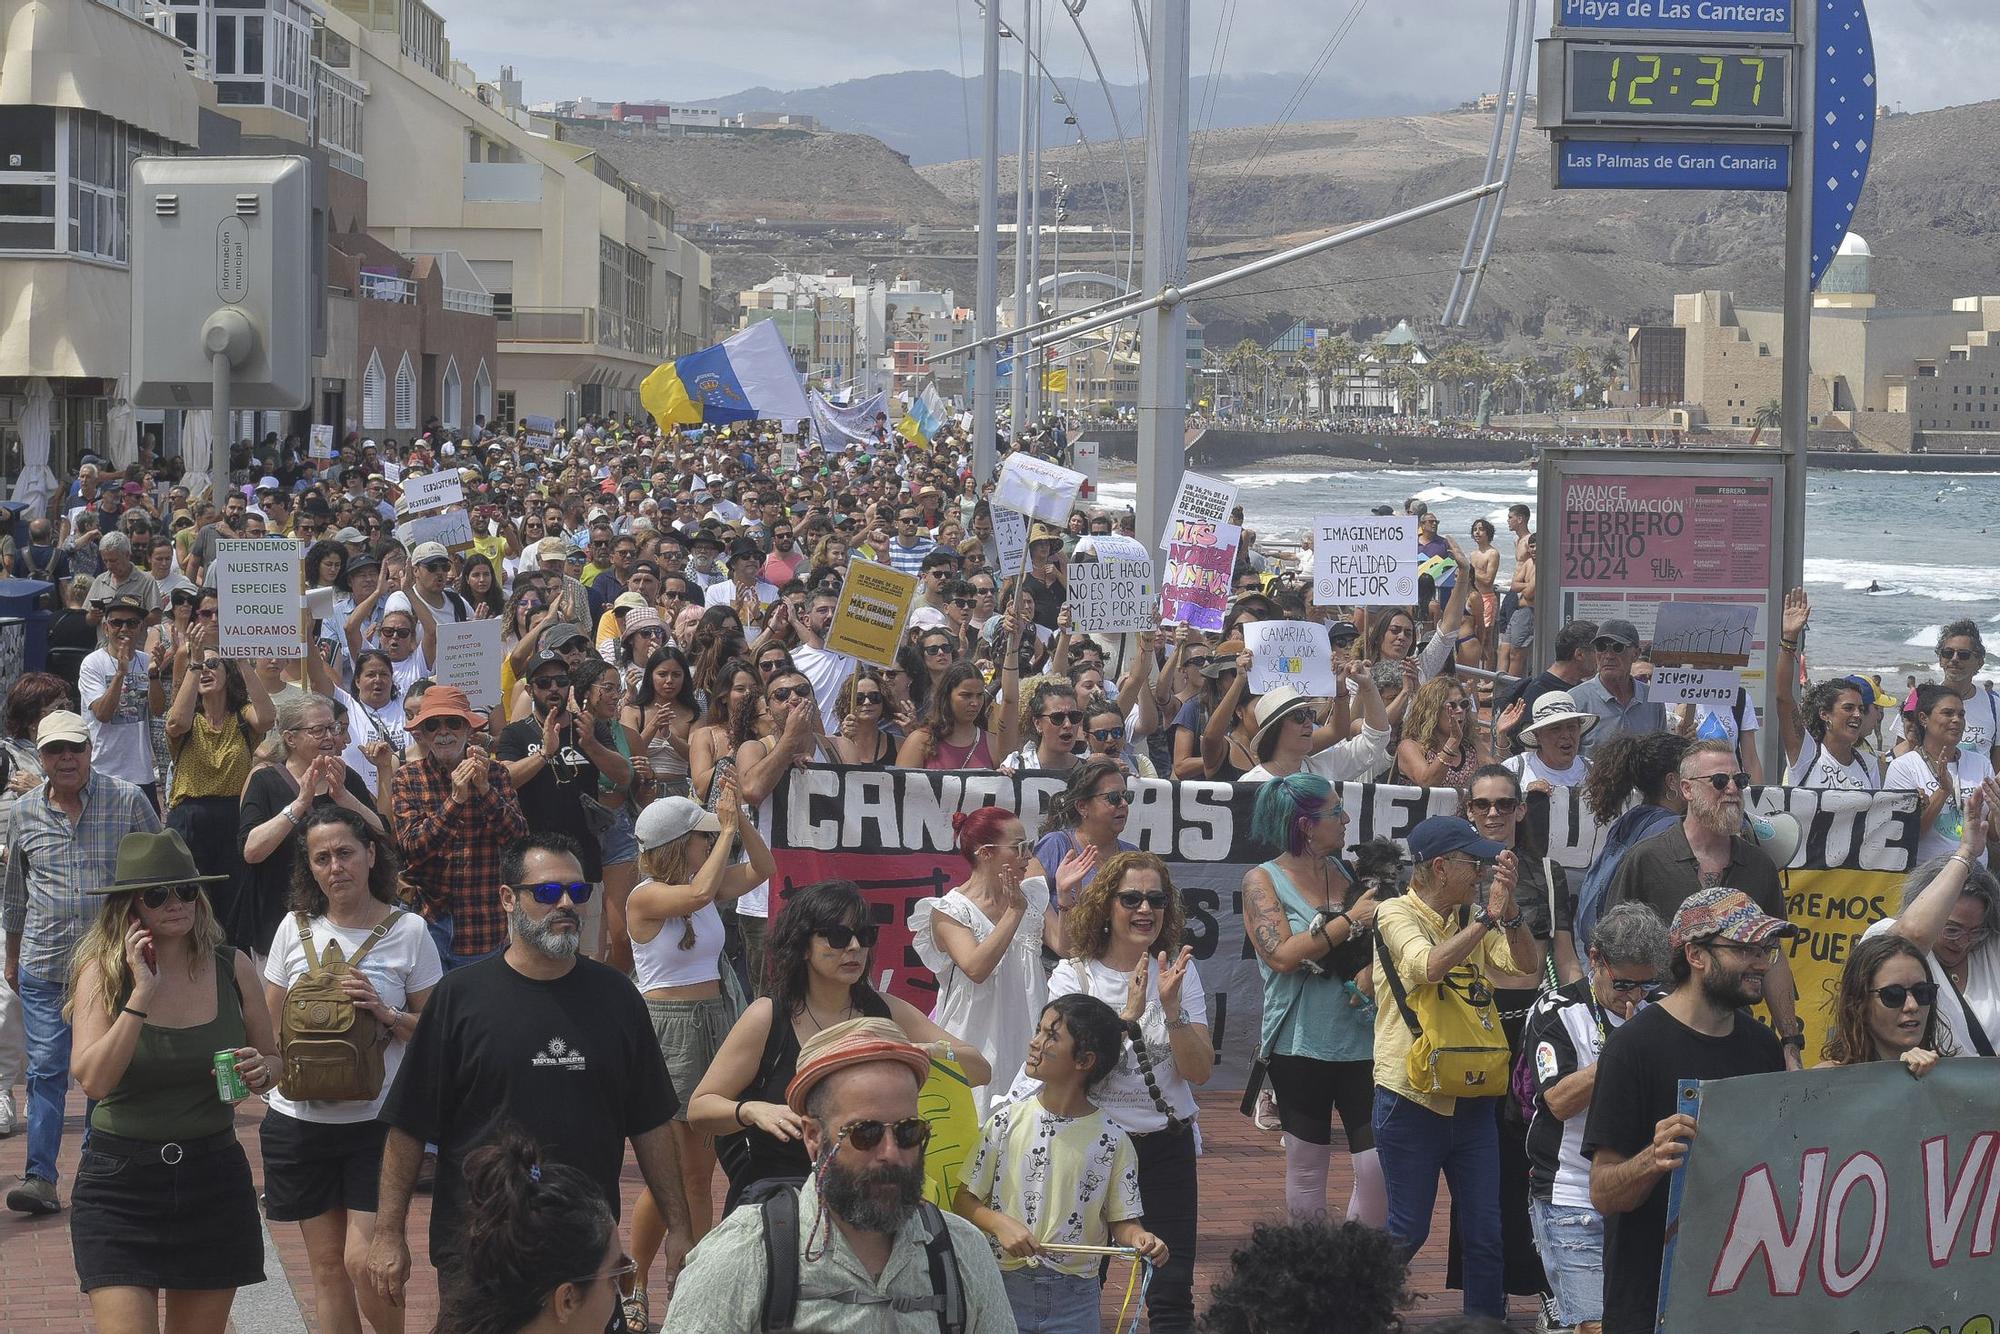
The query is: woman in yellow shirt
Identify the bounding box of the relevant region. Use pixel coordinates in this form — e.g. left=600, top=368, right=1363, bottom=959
left=164, top=620, right=274, bottom=953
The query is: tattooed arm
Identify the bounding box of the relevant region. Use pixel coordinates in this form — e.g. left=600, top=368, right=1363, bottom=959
left=1241, top=865, right=1354, bottom=974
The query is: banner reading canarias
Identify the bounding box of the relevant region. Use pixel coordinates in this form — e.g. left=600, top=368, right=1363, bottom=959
left=759, top=769, right=1920, bottom=1082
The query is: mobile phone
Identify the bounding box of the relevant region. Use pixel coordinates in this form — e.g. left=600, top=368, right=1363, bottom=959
left=128, top=909, right=157, bottom=973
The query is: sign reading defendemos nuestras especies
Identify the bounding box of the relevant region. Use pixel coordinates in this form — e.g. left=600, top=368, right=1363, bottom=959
left=1311, top=515, right=1419, bottom=607
left=1068, top=535, right=1155, bottom=634
left=826, top=560, right=919, bottom=669
left=214, top=538, right=303, bottom=659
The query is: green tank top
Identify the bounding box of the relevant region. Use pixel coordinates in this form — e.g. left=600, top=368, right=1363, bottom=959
left=91, top=948, right=248, bottom=1142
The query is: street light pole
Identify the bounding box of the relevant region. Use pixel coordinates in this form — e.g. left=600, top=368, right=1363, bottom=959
left=1008, top=0, right=1034, bottom=439
left=1027, top=1, right=1044, bottom=427
left=1135, top=0, right=1189, bottom=565
left=973, top=0, right=1001, bottom=481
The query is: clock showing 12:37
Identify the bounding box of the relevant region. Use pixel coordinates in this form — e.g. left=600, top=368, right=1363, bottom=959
left=1566, top=44, right=1793, bottom=127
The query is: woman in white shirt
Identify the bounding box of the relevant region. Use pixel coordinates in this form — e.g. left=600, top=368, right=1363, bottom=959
left=260, top=807, right=440, bottom=1334
left=1241, top=677, right=1391, bottom=783
left=1502, top=691, right=1595, bottom=792
left=1885, top=684, right=1999, bottom=865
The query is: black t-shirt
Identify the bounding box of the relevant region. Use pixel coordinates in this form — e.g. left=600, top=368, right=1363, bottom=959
left=236, top=764, right=377, bottom=955
left=496, top=716, right=604, bottom=881
left=1581, top=1001, right=1784, bottom=1334
left=379, top=954, right=676, bottom=1261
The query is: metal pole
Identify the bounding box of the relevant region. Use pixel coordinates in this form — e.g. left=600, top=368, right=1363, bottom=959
left=1136, top=0, right=1189, bottom=564
left=1027, top=10, right=1044, bottom=426
left=1008, top=0, right=1034, bottom=439
left=1442, top=0, right=1520, bottom=324
left=1050, top=178, right=1064, bottom=418
left=211, top=350, right=231, bottom=508
left=1457, top=0, right=1535, bottom=325
left=1772, top=1, right=1817, bottom=781
left=973, top=0, right=1001, bottom=481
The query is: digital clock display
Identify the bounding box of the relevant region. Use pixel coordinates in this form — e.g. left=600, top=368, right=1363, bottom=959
left=1566, top=44, right=1792, bottom=127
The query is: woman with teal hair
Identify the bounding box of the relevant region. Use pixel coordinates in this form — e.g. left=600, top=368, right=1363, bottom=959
left=1240, top=773, right=1387, bottom=1224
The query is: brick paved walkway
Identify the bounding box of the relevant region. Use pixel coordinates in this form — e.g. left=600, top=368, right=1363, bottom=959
left=0, top=1087, right=1541, bottom=1330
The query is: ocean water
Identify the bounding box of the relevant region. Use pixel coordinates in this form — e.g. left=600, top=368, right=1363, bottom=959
left=1096, top=464, right=2000, bottom=679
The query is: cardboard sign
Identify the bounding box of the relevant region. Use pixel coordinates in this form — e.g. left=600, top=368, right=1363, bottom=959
left=1650, top=665, right=1742, bottom=706
left=382, top=461, right=404, bottom=483
left=779, top=436, right=800, bottom=471
left=1160, top=519, right=1240, bottom=632
left=1246, top=619, right=1339, bottom=696
left=213, top=538, right=303, bottom=660
left=991, top=506, right=1030, bottom=580
left=826, top=560, right=919, bottom=669
left=1650, top=601, right=1759, bottom=668
left=1311, top=515, right=1420, bottom=607
left=431, top=617, right=503, bottom=713
left=1160, top=470, right=1238, bottom=544
left=395, top=508, right=475, bottom=553
left=1071, top=440, right=1100, bottom=500
left=1068, top=536, right=1155, bottom=635
left=522, top=414, right=557, bottom=452
left=308, top=424, right=334, bottom=461
left=993, top=452, right=1088, bottom=526
left=398, top=470, right=464, bottom=516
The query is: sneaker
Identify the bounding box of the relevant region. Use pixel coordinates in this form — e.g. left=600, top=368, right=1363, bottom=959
left=1253, top=1087, right=1281, bottom=1131
left=0, top=1090, right=15, bottom=1137
left=414, top=1150, right=437, bottom=1194
left=5, top=1175, right=59, bottom=1215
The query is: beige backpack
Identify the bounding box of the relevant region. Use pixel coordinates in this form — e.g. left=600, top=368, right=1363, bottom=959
left=277, top=911, right=402, bottom=1102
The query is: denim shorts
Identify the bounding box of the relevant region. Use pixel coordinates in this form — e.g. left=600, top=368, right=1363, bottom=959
left=596, top=801, right=638, bottom=866
left=1528, top=1195, right=1605, bottom=1326
left=1002, top=1265, right=1102, bottom=1334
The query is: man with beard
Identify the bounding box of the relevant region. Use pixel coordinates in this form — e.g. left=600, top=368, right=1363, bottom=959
left=1583, top=888, right=1791, bottom=1334
left=1603, top=739, right=1804, bottom=1067
left=664, top=1016, right=1012, bottom=1331
left=368, top=832, right=692, bottom=1303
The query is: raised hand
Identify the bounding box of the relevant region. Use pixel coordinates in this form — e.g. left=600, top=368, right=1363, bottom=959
left=1155, top=945, right=1194, bottom=1017
left=1781, top=587, right=1811, bottom=640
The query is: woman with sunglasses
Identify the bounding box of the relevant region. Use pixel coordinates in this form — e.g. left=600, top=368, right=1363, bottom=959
left=623, top=645, right=697, bottom=799
left=687, top=880, right=990, bottom=1208
left=568, top=659, right=642, bottom=968
left=1241, top=774, right=1385, bottom=1225
left=1005, top=679, right=1093, bottom=775
left=162, top=618, right=275, bottom=947
left=66, top=829, right=281, bottom=1333
left=830, top=669, right=896, bottom=768
left=1885, top=683, right=1999, bottom=866
left=242, top=690, right=387, bottom=931
left=1394, top=677, right=1487, bottom=790
left=1033, top=758, right=1139, bottom=936
left=910, top=807, right=1064, bottom=1117
left=689, top=657, right=761, bottom=811
left=1045, top=851, right=1211, bottom=1332
left=897, top=658, right=1022, bottom=772
left=1819, top=934, right=1949, bottom=1073
left=260, top=806, right=437, bottom=1334
left=1083, top=694, right=1157, bottom=778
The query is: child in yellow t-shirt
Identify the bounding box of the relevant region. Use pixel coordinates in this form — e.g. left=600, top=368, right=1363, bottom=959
left=957, top=994, right=1168, bottom=1333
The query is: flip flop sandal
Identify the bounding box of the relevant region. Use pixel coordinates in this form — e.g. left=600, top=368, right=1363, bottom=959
left=621, top=1285, right=650, bottom=1334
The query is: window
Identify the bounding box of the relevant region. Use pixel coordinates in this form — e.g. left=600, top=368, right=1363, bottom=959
left=360, top=350, right=386, bottom=430
left=440, top=358, right=461, bottom=431
left=473, top=361, right=493, bottom=422
left=495, top=390, right=516, bottom=429
left=68, top=111, right=144, bottom=263
left=0, top=107, right=58, bottom=251
left=393, top=354, right=416, bottom=429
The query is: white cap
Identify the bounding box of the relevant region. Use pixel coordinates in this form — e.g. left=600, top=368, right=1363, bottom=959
left=634, top=796, right=722, bottom=850
left=410, top=541, right=450, bottom=564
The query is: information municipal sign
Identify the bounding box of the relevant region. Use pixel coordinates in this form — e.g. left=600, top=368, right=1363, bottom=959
left=1554, top=137, right=1791, bottom=189
left=1556, top=0, right=1793, bottom=36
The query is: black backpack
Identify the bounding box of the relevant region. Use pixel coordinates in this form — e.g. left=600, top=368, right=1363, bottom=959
left=757, top=1185, right=966, bottom=1334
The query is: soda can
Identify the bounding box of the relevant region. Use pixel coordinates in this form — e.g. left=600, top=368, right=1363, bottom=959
left=213, top=1049, right=249, bottom=1103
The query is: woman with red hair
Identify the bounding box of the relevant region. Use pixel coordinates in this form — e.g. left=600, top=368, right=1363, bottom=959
left=909, top=805, right=1064, bottom=1115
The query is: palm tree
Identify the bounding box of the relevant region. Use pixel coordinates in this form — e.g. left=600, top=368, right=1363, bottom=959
left=1304, top=339, right=1340, bottom=416
left=1388, top=365, right=1425, bottom=418
left=1223, top=339, right=1265, bottom=415
left=1748, top=399, right=1782, bottom=447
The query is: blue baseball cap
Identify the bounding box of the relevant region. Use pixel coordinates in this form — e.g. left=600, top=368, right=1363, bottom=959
left=1407, top=816, right=1505, bottom=865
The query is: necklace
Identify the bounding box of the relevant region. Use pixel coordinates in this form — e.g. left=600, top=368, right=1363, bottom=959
left=802, top=998, right=854, bottom=1033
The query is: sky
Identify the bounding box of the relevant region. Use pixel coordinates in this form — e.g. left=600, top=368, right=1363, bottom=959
left=445, top=0, right=2000, bottom=114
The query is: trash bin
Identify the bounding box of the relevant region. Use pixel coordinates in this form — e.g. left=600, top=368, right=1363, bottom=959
left=0, top=577, right=55, bottom=672
left=0, top=499, right=30, bottom=547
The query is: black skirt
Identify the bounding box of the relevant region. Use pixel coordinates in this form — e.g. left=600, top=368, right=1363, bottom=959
left=70, top=1128, right=265, bottom=1293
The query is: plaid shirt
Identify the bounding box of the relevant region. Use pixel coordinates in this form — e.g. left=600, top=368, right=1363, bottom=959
left=392, top=754, right=528, bottom=957
left=3, top=771, right=161, bottom=984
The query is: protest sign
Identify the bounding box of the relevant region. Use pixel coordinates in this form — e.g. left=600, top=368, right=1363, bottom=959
left=1311, top=515, right=1419, bottom=606
left=308, top=424, right=334, bottom=461
left=993, top=452, right=1088, bottom=526
left=779, top=435, right=799, bottom=471
left=382, top=461, right=403, bottom=483
left=1160, top=519, right=1240, bottom=632
left=1650, top=665, right=1742, bottom=706
left=1246, top=619, right=1338, bottom=696
left=431, top=617, right=503, bottom=712
left=1651, top=600, right=1759, bottom=667
left=1071, top=441, right=1100, bottom=499
left=521, top=414, right=556, bottom=452
left=213, top=538, right=303, bottom=659
left=1160, top=470, right=1238, bottom=544
left=1067, top=535, right=1154, bottom=634
left=991, top=505, right=1030, bottom=579
left=398, top=470, right=464, bottom=515
left=395, top=508, right=474, bottom=553
left=1659, top=1059, right=2000, bottom=1333
left=825, top=560, right=918, bottom=668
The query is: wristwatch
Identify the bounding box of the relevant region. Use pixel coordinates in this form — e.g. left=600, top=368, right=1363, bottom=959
left=1473, top=905, right=1523, bottom=931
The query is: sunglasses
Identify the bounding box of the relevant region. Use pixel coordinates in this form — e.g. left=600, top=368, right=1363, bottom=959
left=950, top=597, right=976, bottom=609
left=419, top=560, right=450, bottom=573
left=1699, top=771, right=1752, bottom=792
left=816, top=922, right=878, bottom=950
left=769, top=684, right=810, bottom=703
left=1467, top=796, right=1520, bottom=815
left=1094, top=789, right=1132, bottom=806
left=1873, top=982, right=1938, bottom=1008
left=1592, top=639, right=1633, bottom=653
left=418, top=717, right=468, bottom=733
left=106, top=619, right=141, bottom=631
left=1182, top=656, right=1211, bottom=671
left=836, top=1116, right=931, bottom=1152
left=532, top=675, right=569, bottom=689
left=40, top=740, right=87, bottom=756
left=139, top=884, right=202, bottom=909
left=379, top=626, right=413, bottom=639
left=922, top=642, right=954, bottom=656
left=757, top=659, right=790, bottom=674
left=852, top=691, right=884, bottom=707
left=511, top=880, right=595, bottom=904
left=1941, top=647, right=1980, bottom=663
left=1089, top=727, right=1125, bottom=743
left=1040, top=710, right=1084, bottom=726
left=1606, top=976, right=1659, bottom=994
left=1116, top=890, right=1170, bottom=911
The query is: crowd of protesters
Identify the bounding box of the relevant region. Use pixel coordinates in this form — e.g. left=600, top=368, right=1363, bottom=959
left=0, top=409, right=1991, bottom=1334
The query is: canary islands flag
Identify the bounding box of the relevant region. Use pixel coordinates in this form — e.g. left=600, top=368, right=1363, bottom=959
left=641, top=318, right=811, bottom=431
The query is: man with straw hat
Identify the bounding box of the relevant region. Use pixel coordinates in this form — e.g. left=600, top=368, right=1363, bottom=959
left=664, top=1016, right=1011, bottom=1332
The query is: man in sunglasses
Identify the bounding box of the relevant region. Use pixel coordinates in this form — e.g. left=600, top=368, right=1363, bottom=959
left=1583, top=888, right=1792, bottom=1334
left=497, top=651, right=611, bottom=900
left=789, top=590, right=854, bottom=732
left=390, top=686, right=529, bottom=970
left=3, top=711, right=161, bottom=1216
left=665, top=1017, right=1011, bottom=1332
left=1603, top=740, right=1803, bottom=1068
left=78, top=594, right=165, bottom=810
left=386, top=541, right=469, bottom=626
left=373, top=831, right=694, bottom=1306
left=1567, top=619, right=1665, bottom=759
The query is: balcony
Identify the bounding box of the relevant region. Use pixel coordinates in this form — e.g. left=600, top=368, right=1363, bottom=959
left=443, top=286, right=493, bottom=316
left=359, top=272, right=417, bottom=303
left=495, top=307, right=665, bottom=358
left=463, top=161, right=542, bottom=203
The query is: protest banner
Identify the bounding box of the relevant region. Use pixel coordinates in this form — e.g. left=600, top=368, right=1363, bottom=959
left=213, top=538, right=303, bottom=659
left=1245, top=620, right=1338, bottom=696
left=1650, top=665, right=1742, bottom=707
left=308, top=424, right=334, bottom=461
left=993, top=452, right=1088, bottom=526
left=991, top=505, right=1029, bottom=580
left=760, top=771, right=1916, bottom=1081
left=807, top=389, right=888, bottom=451
left=779, top=435, right=799, bottom=471
left=1658, top=1058, right=2000, bottom=1333
left=1159, top=519, right=1240, bottom=632
left=398, top=469, right=464, bottom=516
left=1160, top=470, right=1238, bottom=544
left=382, top=461, right=404, bottom=483
left=1071, top=440, right=1100, bottom=499
left=394, top=508, right=474, bottom=553
left=1311, top=514, right=1419, bottom=607
left=1067, top=535, right=1155, bottom=634
left=825, top=560, right=918, bottom=668
left=431, top=617, right=503, bottom=712
left=521, top=414, right=556, bottom=452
